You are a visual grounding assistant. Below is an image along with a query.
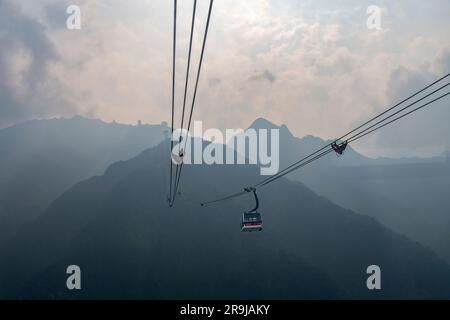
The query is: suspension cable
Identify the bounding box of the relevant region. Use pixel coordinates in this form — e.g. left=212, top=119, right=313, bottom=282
left=172, top=0, right=198, bottom=202
left=172, top=0, right=214, bottom=205
left=168, top=0, right=177, bottom=207
left=255, top=74, right=450, bottom=188
left=200, top=75, right=450, bottom=206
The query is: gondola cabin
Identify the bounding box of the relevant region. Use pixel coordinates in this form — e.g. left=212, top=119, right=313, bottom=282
left=241, top=211, right=263, bottom=232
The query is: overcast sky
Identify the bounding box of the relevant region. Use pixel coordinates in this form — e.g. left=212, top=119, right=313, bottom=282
left=1, top=0, right=450, bottom=157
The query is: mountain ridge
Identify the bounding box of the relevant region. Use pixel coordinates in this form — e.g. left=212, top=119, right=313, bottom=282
left=1, top=140, right=449, bottom=299
left=0, top=116, right=167, bottom=245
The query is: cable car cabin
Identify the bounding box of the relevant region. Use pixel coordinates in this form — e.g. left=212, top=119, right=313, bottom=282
left=241, top=211, right=263, bottom=232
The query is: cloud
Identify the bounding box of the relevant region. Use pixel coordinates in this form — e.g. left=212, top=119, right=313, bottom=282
left=208, top=77, right=221, bottom=87
left=0, top=0, right=74, bottom=127
left=249, top=70, right=276, bottom=83
left=44, top=1, right=71, bottom=30
left=432, top=47, right=450, bottom=76
left=2, top=0, right=450, bottom=157
left=355, top=61, right=450, bottom=157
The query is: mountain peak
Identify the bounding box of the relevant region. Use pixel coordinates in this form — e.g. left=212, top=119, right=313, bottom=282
left=248, top=118, right=294, bottom=138
left=299, top=134, right=326, bottom=144
left=249, top=117, right=280, bottom=130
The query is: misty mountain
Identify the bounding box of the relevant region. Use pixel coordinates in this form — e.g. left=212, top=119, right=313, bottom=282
left=0, top=116, right=167, bottom=245
left=247, top=118, right=450, bottom=264
left=249, top=117, right=444, bottom=166
left=1, top=140, right=449, bottom=299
